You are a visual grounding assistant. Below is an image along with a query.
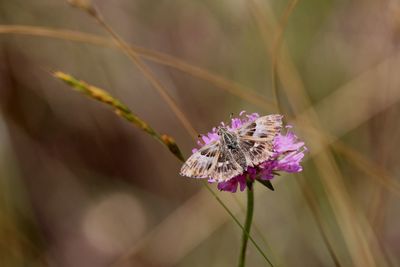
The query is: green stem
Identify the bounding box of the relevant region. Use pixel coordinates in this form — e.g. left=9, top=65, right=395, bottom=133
left=238, top=180, right=255, bottom=267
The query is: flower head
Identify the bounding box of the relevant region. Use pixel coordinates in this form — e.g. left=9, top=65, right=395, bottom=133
left=194, top=111, right=306, bottom=192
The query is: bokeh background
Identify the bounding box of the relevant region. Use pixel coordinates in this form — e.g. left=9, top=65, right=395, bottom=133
left=1, top=0, right=400, bottom=266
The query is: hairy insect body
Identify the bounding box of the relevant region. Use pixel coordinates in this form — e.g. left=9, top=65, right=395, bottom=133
left=219, top=128, right=247, bottom=170
left=230, top=147, right=247, bottom=170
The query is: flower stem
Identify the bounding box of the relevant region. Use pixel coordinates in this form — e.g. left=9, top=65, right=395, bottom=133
left=238, top=180, right=255, bottom=267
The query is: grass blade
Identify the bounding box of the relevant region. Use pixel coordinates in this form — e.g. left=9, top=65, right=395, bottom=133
left=52, top=71, right=184, bottom=161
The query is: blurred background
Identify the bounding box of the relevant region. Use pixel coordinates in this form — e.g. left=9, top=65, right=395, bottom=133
left=1, top=0, right=400, bottom=266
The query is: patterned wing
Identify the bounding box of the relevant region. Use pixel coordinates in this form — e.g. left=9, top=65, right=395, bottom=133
left=180, top=141, right=220, bottom=179
left=210, top=147, right=244, bottom=182
left=180, top=141, right=244, bottom=181
left=237, top=114, right=283, bottom=141
left=236, top=115, right=283, bottom=165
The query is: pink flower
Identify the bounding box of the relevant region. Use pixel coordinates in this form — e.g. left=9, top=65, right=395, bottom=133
left=195, top=112, right=306, bottom=192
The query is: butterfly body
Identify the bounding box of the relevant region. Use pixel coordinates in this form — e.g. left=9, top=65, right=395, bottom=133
left=218, top=127, right=247, bottom=170
left=180, top=115, right=283, bottom=182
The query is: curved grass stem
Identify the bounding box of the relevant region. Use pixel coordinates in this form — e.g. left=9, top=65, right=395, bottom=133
left=89, top=7, right=198, bottom=139
left=238, top=180, right=255, bottom=267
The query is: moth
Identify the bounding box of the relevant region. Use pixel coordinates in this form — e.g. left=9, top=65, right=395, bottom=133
left=180, top=115, right=283, bottom=182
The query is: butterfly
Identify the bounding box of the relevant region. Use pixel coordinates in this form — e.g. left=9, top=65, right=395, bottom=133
left=180, top=115, right=283, bottom=182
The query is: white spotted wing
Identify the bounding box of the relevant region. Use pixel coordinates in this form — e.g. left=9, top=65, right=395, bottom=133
left=237, top=114, right=282, bottom=166
left=180, top=141, right=243, bottom=181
